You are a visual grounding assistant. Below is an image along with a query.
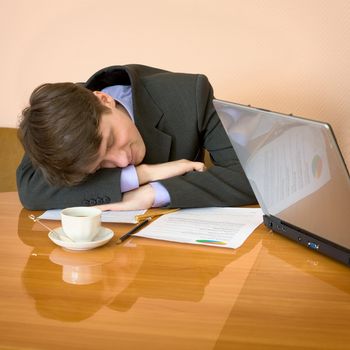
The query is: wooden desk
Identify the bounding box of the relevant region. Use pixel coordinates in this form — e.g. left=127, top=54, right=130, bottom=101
left=0, top=192, right=349, bottom=349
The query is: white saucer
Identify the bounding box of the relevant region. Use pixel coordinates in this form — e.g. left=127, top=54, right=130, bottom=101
left=48, top=227, right=114, bottom=251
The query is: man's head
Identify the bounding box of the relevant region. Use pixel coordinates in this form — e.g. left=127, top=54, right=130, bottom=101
left=19, top=83, right=146, bottom=186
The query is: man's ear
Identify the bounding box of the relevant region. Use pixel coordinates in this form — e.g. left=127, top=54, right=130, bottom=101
left=93, top=91, right=114, bottom=107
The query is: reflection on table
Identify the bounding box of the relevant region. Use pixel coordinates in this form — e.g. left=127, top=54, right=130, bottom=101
left=0, top=192, right=349, bottom=350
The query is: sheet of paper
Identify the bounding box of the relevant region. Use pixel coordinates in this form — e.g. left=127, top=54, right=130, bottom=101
left=134, top=207, right=263, bottom=248
left=39, top=209, right=146, bottom=224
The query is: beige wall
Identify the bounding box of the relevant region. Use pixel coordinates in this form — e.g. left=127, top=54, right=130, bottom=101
left=1, top=0, right=349, bottom=167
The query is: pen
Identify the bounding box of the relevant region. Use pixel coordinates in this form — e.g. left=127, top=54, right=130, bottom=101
left=117, top=217, right=152, bottom=244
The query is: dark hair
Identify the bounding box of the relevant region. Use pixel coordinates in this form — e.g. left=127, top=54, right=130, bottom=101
left=19, top=82, right=110, bottom=186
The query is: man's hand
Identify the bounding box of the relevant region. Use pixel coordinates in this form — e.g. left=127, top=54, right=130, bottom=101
left=97, top=184, right=155, bottom=211
left=136, top=159, right=206, bottom=185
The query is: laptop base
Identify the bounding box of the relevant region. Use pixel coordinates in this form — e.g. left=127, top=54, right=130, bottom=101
left=263, top=215, right=350, bottom=266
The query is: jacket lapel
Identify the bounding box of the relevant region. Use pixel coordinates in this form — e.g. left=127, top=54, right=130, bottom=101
left=126, top=67, right=172, bottom=164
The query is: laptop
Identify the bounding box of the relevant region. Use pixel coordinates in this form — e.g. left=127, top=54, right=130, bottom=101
left=213, top=99, right=350, bottom=266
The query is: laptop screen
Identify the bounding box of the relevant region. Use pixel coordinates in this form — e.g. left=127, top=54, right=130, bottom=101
left=214, top=99, right=350, bottom=250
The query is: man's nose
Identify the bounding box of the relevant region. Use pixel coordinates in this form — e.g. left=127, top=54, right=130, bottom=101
left=101, top=152, right=129, bottom=168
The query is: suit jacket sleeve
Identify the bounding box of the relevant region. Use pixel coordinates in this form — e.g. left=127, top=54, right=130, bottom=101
left=158, top=74, right=256, bottom=208
left=16, top=155, right=123, bottom=210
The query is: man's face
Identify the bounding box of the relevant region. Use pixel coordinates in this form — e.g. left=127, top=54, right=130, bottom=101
left=87, top=92, right=146, bottom=173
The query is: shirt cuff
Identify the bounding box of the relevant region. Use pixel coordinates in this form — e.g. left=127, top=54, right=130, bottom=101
left=120, top=165, right=139, bottom=193
left=149, top=182, right=171, bottom=207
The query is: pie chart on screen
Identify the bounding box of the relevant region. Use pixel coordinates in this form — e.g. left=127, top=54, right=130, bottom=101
left=312, top=154, right=322, bottom=178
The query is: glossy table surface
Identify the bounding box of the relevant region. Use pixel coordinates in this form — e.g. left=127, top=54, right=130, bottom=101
left=0, top=192, right=349, bottom=350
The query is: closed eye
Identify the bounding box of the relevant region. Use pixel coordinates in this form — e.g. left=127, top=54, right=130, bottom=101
left=106, top=134, right=114, bottom=151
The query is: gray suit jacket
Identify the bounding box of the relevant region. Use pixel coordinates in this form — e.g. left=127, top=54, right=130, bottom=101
left=17, top=65, right=256, bottom=209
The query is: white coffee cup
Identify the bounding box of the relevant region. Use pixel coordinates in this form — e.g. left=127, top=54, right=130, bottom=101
left=61, top=207, right=102, bottom=242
